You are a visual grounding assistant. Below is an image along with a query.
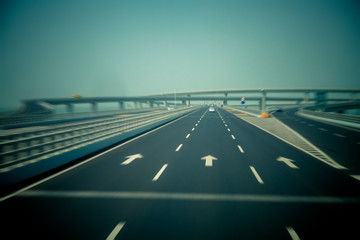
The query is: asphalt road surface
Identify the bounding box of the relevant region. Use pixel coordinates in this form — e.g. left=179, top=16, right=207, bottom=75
left=1, top=107, right=359, bottom=239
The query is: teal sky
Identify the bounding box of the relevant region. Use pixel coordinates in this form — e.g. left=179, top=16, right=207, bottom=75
left=1, top=0, right=360, bottom=108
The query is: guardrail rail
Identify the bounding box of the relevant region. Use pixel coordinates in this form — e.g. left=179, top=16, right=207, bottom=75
left=0, top=107, right=197, bottom=173
left=297, top=109, right=360, bottom=129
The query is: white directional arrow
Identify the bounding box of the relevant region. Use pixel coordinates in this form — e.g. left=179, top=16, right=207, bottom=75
left=201, top=155, right=218, bottom=167
left=277, top=156, right=299, bottom=169
left=121, top=154, right=143, bottom=165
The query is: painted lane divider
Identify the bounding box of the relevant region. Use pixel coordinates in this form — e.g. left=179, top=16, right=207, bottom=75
left=106, top=222, right=126, bottom=240
left=152, top=164, right=168, bottom=181
left=237, top=145, right=244, bottom=153
left=175, top=144, right=183, bottom=152
left=186, top=134, right=190, bottom=139
left=121, top=154, right=143, bottom=165
left=231, top=135, right=236, bottom=140
left=250, top=166, right=264, bottom=184
left=286, top=226, right=300, bottom=240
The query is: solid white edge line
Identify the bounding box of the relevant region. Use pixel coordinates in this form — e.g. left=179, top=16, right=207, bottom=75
left=0, top=109, right=199, bottom=202
left=18, top=190, right=360, bottom=203
left=152, top=164, right=168, bottom=181
left=175, top=144, right=183, bottom=152
left=250, top=166, right=264, bottom=184
left=286, top=226, right=300, bottom=240
left=350, top=174, right=360, bottom=181
left=106, top=221, right=126, bottom=240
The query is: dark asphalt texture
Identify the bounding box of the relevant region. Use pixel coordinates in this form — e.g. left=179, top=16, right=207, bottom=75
left=1, top=107, right=359, bottom=239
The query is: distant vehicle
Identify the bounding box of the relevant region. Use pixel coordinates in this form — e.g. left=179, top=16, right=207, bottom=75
left=209, top=106, right=215, bottom=112
left=167, top=107, right=174, bottom=110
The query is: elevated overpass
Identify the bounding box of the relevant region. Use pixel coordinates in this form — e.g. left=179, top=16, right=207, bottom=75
left=18, top=88, right=360, bottom=114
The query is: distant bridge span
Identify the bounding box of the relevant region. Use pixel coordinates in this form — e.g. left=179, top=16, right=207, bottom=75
left=20, top=88, right=360, bottom=114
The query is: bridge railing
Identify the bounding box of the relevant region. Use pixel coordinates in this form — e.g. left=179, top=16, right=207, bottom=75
left=0, top=107, right=168, bottom=129
left=297, top=109, right=360, bottom=129
left=0, top=107, right=196, bottom=172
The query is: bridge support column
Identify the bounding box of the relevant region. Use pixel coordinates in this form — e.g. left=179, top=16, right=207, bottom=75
left=91, top=102, right=97, bottom=112
left=163, top=101, right=168, bottom=107
left=260, top=91, right=266, bottom=112
left=66, top=104, right=74, bottom=113
left=147, top=101, right=153, bottom=108
left=223, top=93, right=228, bottom=105
left=350, top=93, right=357, bottom=101
left=135, top=102, right=141, bottom=109
left=118, top=101, right=124, bottom=109
left=304, top=92, right=310, bottom=104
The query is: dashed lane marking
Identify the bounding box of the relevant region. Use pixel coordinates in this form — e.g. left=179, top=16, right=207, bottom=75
left=192, top=128, right=195, bottom=131
left=106, top=222, right=126, bottom=240
left=186, top=134, right=190, bottom=139
left=286, top=226, right=300, bottom=240
left=237, top=145, right=244, bottom=153
left=231, top=135, right=236, bottom=140
left=152, top=164, right=168, bottom=181
left=333, top=133, right=345, bottom=138
left=250, top=166, right=264, bottom=184
left=318, top=128, right=327, bottom=131
left=175, top=144, right=183, bottom=152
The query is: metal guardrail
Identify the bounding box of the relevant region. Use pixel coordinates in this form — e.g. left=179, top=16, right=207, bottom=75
left=297, top=109, right=360, bottom=129
left=0, top=108, right=167, bottom=129
left=0, top=107, right=196, bottom=172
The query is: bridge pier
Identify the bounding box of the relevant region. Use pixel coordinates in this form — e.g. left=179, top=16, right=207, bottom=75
left=135, top=102, right=141, bottom=109
left=118, top=101, right=124, bottom=109
left=147, top=101, right=154, bottom=108
left=66, top=104, right=74, bottom=113
left=304, top=92, right=310, bottom=103
left=350, top=93, right=357, bottom=101
left=260, top=91, right=266, bottom=112
left=91, top=102, right=97, bottom=112
left=223, top=93, right=228, bottom=105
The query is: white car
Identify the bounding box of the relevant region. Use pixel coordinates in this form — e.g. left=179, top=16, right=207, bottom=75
left=209, top=106, right=215, bottom=112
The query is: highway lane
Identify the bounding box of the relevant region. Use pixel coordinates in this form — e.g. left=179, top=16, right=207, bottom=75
left=1, top=106, right=360, bottom=239
left=273, top=108, right=360, bottom=173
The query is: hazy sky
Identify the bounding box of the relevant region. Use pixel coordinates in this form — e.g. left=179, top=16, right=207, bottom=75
left=1, top=0, right=360, bottom=108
